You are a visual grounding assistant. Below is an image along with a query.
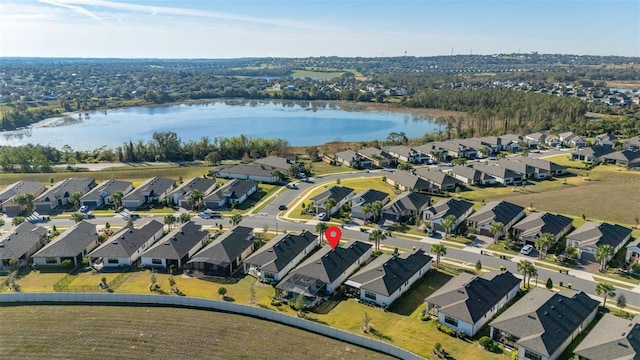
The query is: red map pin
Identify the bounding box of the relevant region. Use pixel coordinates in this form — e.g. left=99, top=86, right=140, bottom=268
left=325, top=226, right=342, bottom=251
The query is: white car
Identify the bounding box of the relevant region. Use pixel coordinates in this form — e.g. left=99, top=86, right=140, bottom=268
left=79, top=205, right=89, bottom=213
left=520, top=244, right=534, bottom=255
left=317, top=213, right=327, bottom=221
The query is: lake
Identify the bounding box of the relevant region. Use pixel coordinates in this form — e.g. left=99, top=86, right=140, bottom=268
left=0, top=100, right=439, bottom=150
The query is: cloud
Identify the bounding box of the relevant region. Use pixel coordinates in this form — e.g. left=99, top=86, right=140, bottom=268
left=39, top=0, right=102, bottom=21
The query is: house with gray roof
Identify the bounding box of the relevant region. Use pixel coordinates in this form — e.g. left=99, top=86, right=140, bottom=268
left=32, top=221, right=99, bottom=266
left=188, top=226, right=255, bottom=277
left=385, top=170, right=431, bottom=192
left=347, top=249, right=431, bottom=307
left=335, top=150, right=370, bottom=168
left=516, top=156, right=568, bottom=176
left=80, top=179, right=133, bottom=209
left=217, top=163, right=280, bottom=183
left=498, top=158, right=549, bottom=180
left=559, top=131, right=587, bottom=148
left=88, top=219, right=164, bottom=268
left=512, top=212, right=573, bottom=246
left=525, top=132, right=547, bottom=148
left=140, top=221, right=209, bottom=269
left=573, top=313, right=640, bottom=360
left=382, top=192, right=431, bottom=222
left=34, top=177, right=96, bottom=214
left=499, top=134, right=522, bottom=152
left=471, top=164, right=524, bottom=185
left=122, top=177, right=175, bottom=210
left=310, top=186, right=355, bottom=216
left=349, top=189, right=390, bottom=220
left=0, top=222, right=47, bottom=269
left=426, top=271, right=520, bottom=336
left=571, top=145, right=616, bottom=164
left=601, top=149, right=640, bottom=168
left=203, top=179, right=257, bottom=210
left=423, top=198, right=474, bottom=233
left=566, top=222, right=632, bottom=262
left=594, top=133, right=618, bottom=147
left=276, top=240, right=372, bottom=307
left=384, top=145, right=426, bottom=163
left=466, top=201, right=525, bottom=237
left=254, top=156, right=304, bottom=173
left=449, top=165, right=496, bottom=185
left=433, top=141, right=476, bottom=159
left=413, top=167, right=462, bottom=192
left=490, top=288, right=599, bottom=360
left=623, top=135, right=640, bottom=150
left=358, top=147, right=393, bottom=167
left=243, top=231, right=318, bottom=283
left=625, top=237, right=640, bottom=264
left=167, top=177, right=217, bottom=209
left=0, top=181, right=46, bottom=216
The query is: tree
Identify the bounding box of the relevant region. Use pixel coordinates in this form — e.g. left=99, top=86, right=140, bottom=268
left=323, top=198, right=337, bottom=217
left=631, top=262, right=640, bottom=275
left=110, top=191, right=124, bottom=210
left=595, top=244, right=615, bottom=272
left=566, top=246, right=578, bottom=259
left=517, top=260, right=536, bottom=288
left=535, top=233, right=554, bottom=259
left=595, top=282, right=616, bottom=308
left=489, top=222, right=505, bottom=244
left=0, top=218, right=4, bottom=228
left=475, top=259, right=482, bottom=272
left=12, top=217, right=26, bottom=226
left=369, top=229, right=386, bottom=251
left=164, top=214, right=176, bottom=231
left=70, top=212, right=84, bottom=223
left=294, top=293, right=305, bottom=311
left=315, top=222, right=329, bottom=245
left=229, top=213, right=243, bottom=226
left=362, top=311, right=371, bottom=333
left=441, top=215, right=457, bottom=239
left=68, top=191, right=82, bottom=210
left=370, top=200, right=384, bottom=223
left=15, top=193, right=35, bottom=215
left=178, top=213, right=191, bottom=223
left=187, top=189, right=204, bottom=211
left=361, top=203, right=373, bottom=222
left=218, top=286, right=227, bottom=299
left=616, top=293, right=627, bottom=314
left=431, top=244, right=446, bottom=269
left=452, top=157, right=467, bottom=166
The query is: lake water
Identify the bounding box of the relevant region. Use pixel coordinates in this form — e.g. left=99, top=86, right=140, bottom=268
left=0, top=100, right=439, bottom=150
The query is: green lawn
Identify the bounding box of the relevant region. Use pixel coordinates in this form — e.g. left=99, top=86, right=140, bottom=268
left=10, top=270, right=67, bottom=293
left=307, top=160, right=354, bottom=176
left=70, top=270, right=123, bottom=288
left=540, top=154, right=590, bottom=169
left=292, top=69, right=344, bottom=78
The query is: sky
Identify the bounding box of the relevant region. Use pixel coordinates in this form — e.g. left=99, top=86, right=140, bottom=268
left=1, top=0, right=639, bottom=58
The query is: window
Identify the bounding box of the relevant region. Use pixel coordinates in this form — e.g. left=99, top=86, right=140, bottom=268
left=364, top=290, right=377, bottom=300
left=444, top=315, right=458, bottom=327
left=46, top=257, right=57, bottom=264
left=263, top=272, right=275, bottom=280
left=151, top=258, right=162, bottom=265
left=523, top=349, right=542, bottom=360
left=107, top=258, right=119, bottom=264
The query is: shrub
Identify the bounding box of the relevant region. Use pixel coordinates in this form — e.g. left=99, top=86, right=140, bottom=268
left=479, top=336, right=496, bottom=351
left=435, top=322, right=457, bottom=337
left=61, top=259, right=74, bottom=269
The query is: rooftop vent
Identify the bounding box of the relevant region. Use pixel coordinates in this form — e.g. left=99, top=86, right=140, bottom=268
left=618, top=342, right=628, bottom=348
left=527, top=315, right=536, bottom=320
left=112, top=241, right=118, bottom=245
left=120, top=236, right=125, bottom=240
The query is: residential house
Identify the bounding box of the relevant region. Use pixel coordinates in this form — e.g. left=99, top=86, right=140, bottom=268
left=525, top=132, right=547, bottom=148
left=573, top=313, right=640, bottom=360
left=217, top=163, right=280, bottom=183
left=559, top=131, right=587, bottom=148
left=423, top=198, right=474, bottom=233
left=623, top=135, right=640, bottom=150
left=516, top=156, right=568, bottom=177
left=499, top=134, right=522, bottom=152
left=276, top=240, right=372, bottom=307
left=626, top=237, right=640, bottom=264
left=254, top=156, right=304, bottom=174
left=565, top=222, right=632, bottom=262
left=121, top=177, right=175, bottom=210
left=449, top=165, right=496, bottom=186
left=203, top=179, right=257, bottom=210
left=140, top=221, right=209, bottom=268
left=471, top=164, right=524, bottom=185
left=570, top=145, right=616, bottom=164
left=512, top=212, right=573, bottom=246
left=310, top=186, right=355, bottom=216
left=87, top=219, right=164, bottom=268
left=385, top=170, right=431, bottom=192
left=0, top=222, right=48, bottom=268
left=498, top=158, right=549, bottom=180
left=545, top=135, right=561, bottom=148
left=434, top=141, right=476, bottom=159
left=414, top=142, right=441, bottom=162
left=490, top=288, right=599, bottom=360
left=32, top=221, right=100, bottom=266
left=601, top=149, right=640, bottom=168
left=243, top=231, right=319, bottom=282
left=187, top=226, right=255, bottom=277
left=384, top=145, right=425, bottom=163
left=381, top=192, right=431, bottom=222
left=466, top=201, right=525, bottom=237
left=358, top=147, right=393, bottom=167
left=349, top=189, right=390, bottom=220
left=475, top=136, right=502, bottom=154
left=426, top=271, right=520, bottom=337
left=347, top=249, right=432, bottom=307
left=335, top=150, right=371, bottom=168
left=34, top=177, right=96, bottom=214
left=594, top=133, right=618, bottom=147
left=80, top=179, right=133, bottom=208
left=413, top=168, right=462, bottom=192
left=167, top=177, right=217, bottom=209
left=0, top=181, right=46, bottom=216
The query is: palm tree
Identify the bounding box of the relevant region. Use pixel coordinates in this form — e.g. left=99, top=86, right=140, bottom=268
left=323, top=198, right=337, bottom=218
left=528, top=264, right=538, bottom=288
left=441, top=215, right=457, bottom=239
left=110, top=191, right=124, bottom=210
left=369, top=229, right=386, bottom=251
left=535, top=233, right=554, bottom=259
left=164, top=214, right=176, bottom=231
left=489, top=222, right=505, bottom=244
left=315, top=222, right=329, bottom=245
left=361, top=203, right=373, bottom=223
left=595, top=244, right=615, bottom=272
left=595, top=282, right=616, bottom=308
left=187, top=189, right=204, bottom=211
left=15, top=193, right=35, bottom=215
left=70, top=212, right=84, bottom=223
left=229, top=213, right=243, bottom=226
left=517, top=260, right=535, bottom=288
left=68, top=191, right=82, bottom=210
left=430, top=150, right=441, bottom=163
left=431, top=244, right=446, bottom=269
left=371, top=200, right=384, bottom=223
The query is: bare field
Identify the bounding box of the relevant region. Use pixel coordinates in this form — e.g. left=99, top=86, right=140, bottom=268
left=0, top=305, right=394, bottom=360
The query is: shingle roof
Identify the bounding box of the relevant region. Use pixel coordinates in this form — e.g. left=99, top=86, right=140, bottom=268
left=450, top=165, right=494, bottom=182
left=276, top=241, right=372, bottom=295
left=254, top=156, right=298, bottom=172
left=602, top=149, right=640, bottom=163
left=567, top=222, right=632, bottom=249
left=35, top=177, right=95, bottom=202
left=0, top=222, right=47, bottom=260
left=386, top=171, right=431, bottom=191
left=413, top=168, right=462, bottom=188
left=352, top=189, right=390, bottom=206
left=244, top=231, right=318, bottom=273
left=384, top=145, right=415, bottom=156
left=490, top=288, right=599, bottom=357
left=571, top=145, right=616, bottom=160
left=573, top=314, right=640, bottom=360
left=141, top=221, right=208, bottom=260
left=123, top=177, right=175, bottom=201
left=335, top=150, right=358, bottom=162
left=310, top=186, right=355, bottom=205
left=358, top=147, right=389, bottom=160
left=168, top=177, right=216, bottom=199
left=81, top=179, right=132, bottom=202
left=424, top=198, right=474, bottom=220
left=33, top=221, right=98, bottom=258
left=512, top=212, right=573, bottom=239
left=513, top=156, right=566, bottom=173
left=220, top=163, right=278, bottom=178
left=427, top=271, right=521, bottom=324
left=88, top=220, right=163, bottom=259
left=472, top=163, right=523, bottom=179
left=204, top=179, right=257, bottom=203
left=188, top=226, right=254, bottom=267
left=348, top=250, right=431, bottom=297
left=467, top=201, right=524, bottom=227
left=383, top=192, right=431, bottom=214
left=0, top=181, right=45, bottom=202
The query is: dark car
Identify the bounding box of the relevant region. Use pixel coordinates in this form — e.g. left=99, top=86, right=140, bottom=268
left=278, top=205, right=287, bottom=210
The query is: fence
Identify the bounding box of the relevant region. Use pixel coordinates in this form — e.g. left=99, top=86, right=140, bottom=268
left=52, top=273, right=77, bottom=292
left=0, top=292, right=424, bottom=360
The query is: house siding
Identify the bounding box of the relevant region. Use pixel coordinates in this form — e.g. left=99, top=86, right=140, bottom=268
left=361, top=261, right=431, bottom=307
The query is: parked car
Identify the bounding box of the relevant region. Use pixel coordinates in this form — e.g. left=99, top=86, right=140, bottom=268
left=79, top=205, right=89, bottom=213
left=520, top=244, right=534, bottom=255
left=317, top=213, right=327, bottom=221
left=278, top=205, right=287, bottom=211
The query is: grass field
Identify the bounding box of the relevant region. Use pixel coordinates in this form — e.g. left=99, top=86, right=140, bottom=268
left=307, top=160, right=354, bottom=176
left=0, top=305, right=393, bottom=360
left=292, top=69, right=344, bottom=78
